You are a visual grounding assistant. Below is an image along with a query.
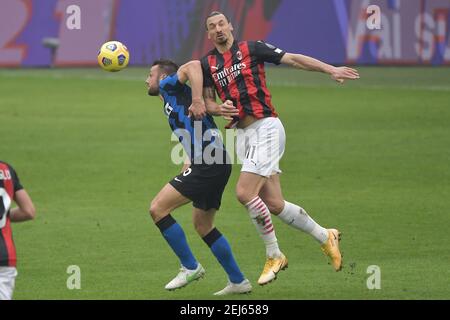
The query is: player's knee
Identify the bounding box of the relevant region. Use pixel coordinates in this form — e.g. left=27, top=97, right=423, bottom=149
left=149, top=200, right=163, bottom=221
left=193, top=219, right=213, bottom=237
left=266, top=199, right=285, bottom=215
left=235, top=186, right=254, bottom=205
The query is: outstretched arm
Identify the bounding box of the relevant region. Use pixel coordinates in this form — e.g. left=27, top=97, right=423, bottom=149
left=280, top=53, right=360, bottom=84
left=177, top=60, right=207, bottom=119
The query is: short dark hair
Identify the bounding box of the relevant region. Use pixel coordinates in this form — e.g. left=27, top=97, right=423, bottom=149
left=205, top=11, right=230, bottom=30
left=152, top=59, right=179, bottom=75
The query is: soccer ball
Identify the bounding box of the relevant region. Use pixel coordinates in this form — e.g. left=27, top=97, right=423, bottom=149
left=97, top=41, right=130, bottom=72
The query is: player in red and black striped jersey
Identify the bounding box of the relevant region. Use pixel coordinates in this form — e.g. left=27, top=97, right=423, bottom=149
left=200, top=12, right=360, bottom=286
left=201, top=39, right=283, bottom=129
left=0, top=161, right=35, bottom=300
left=201, top=15, right=359, bottom=129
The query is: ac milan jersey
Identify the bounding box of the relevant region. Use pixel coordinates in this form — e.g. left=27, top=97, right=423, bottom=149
left=201, top=40, right=286, bottom=127
left=0, top=161, right=23, bottom=267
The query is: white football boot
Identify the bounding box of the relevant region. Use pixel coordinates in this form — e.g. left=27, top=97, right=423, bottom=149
left=213, top=278, right=252, bottom=296
left=165, top=263, right=205, bottom=290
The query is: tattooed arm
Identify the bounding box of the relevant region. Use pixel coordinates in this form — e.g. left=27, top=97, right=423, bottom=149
left=203, top=86, right=238, bottom=120
left=203, top=86, right=220, bottom=115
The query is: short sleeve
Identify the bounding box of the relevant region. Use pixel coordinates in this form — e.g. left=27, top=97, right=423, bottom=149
left=252, top=40, right=286, bottom=65
left=9, top=165, right=23, bottom=192
left=159, top=73, right=184, bottom=95
left=201, top=57, right=215, bottom=88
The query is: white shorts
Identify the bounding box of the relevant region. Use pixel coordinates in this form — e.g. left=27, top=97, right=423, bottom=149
left=236, top=117, right=286, bottom=177
left=0, top=267, right=17, bottom=300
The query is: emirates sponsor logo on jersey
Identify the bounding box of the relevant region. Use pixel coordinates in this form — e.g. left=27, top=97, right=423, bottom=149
left=212, top=62, right=247, bottom=88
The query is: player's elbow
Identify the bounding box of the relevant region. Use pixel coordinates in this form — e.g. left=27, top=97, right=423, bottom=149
left=186, top=60, right=201, bottom=69
left=181, top=60, right=201, bottom=73
left=15, top=190, right=36, bottom=220
left=177, top=60, right=201, bottom=84
left=23, top=204, right=36, bottom=220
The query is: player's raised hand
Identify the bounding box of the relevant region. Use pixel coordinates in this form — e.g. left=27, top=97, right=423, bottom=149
left=330, top=66, right=360, bottom=84
left=220, top=100, right=239, bottom=120
left=189, top=98, right=207, bottom=119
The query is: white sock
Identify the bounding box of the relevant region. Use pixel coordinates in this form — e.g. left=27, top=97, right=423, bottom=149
left=277, top=201, right=329, bottom=244
left=245, top=197, right=282, bottom=258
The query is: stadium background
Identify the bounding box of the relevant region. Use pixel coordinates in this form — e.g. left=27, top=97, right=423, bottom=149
left=2, top=0, right=450, bottom=67
left=0, top=0, right=449, bottom=300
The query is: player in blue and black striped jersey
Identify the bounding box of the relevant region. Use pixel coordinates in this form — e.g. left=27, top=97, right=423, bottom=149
left=153, top=65, right=229, bottom=166
left=145, top=59, right=251, bottom=295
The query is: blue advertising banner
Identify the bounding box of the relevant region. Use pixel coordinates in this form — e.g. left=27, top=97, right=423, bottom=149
left=1, top=0, right=449, bottom=67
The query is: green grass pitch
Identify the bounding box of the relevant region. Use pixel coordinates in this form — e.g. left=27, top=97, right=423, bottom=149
left=0, top=66, right=449, bottom=299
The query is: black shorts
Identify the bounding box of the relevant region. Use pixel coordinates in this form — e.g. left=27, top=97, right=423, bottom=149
left=169, top=163, right=232, bottom=211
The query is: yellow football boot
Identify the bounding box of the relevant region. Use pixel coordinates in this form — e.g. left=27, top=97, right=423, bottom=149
left=321, top=229, right=343, bottom=271
left=257, top=253, right=288, bottom=285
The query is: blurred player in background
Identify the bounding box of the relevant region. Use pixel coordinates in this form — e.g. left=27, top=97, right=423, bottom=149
left=0, top=161, right=35, bottom=300
left=200, top=12, right=360, bottom=285
left=145, top=59, right=251, bottom=295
